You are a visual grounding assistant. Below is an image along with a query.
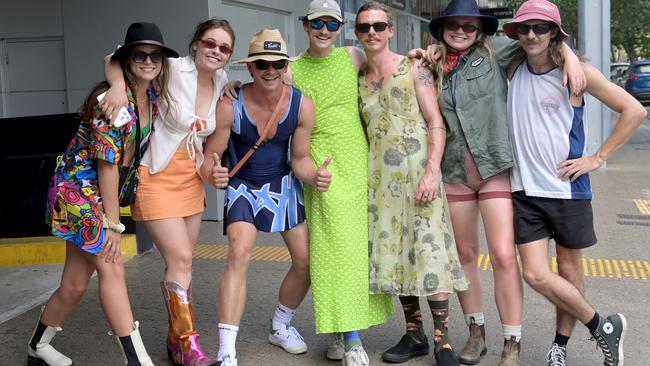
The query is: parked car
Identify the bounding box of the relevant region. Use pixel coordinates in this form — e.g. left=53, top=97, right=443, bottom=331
left=625, top=60, right=650, bottom=103
left=611, top=62, right=629, bottom=87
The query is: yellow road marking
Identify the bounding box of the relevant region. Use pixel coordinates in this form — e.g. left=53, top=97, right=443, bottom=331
left=634, top=199, right=650, bottom=215
left=193, top=244, right=650, bottom=282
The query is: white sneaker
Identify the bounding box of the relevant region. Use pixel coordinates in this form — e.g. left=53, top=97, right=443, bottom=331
left=268, top=323, right=308, bottom=354
left=326, top=333, right=344, bottom=360
left=343, top=345, right=370, bottom=366
left=218, top=354, right=238, bottom=366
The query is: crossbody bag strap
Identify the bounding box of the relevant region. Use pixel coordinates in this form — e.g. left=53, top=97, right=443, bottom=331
left=228, top=85, right=288, bottom=178
left=132, top=101, right=142, bottom=168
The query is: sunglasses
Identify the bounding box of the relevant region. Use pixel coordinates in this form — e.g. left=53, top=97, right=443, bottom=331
left=516, top=23, right=555, bottom=35
left=355, top=22, right=390, bottom=33
left=253, top=59, right=288, bottom=70
left=198, top=39, right=233, bottom=54
left=444, top=22, right=479, bottom=33
left=131, top=51, right=164, bottom=64
left=310, top=19, right=342, bottom=32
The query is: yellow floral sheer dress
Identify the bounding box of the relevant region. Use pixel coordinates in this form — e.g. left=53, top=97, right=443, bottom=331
left=359, top=58, right=468, bottom=297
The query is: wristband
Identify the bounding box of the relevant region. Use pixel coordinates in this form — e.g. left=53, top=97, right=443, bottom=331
left=105, top=219, right=125, bottom=233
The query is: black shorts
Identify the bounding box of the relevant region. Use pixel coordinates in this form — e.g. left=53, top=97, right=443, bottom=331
left=512, top=191, right=597, bottom=249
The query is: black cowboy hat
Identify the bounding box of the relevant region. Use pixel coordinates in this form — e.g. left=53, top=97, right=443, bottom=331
left=111, top=22, right=179, bottom=60
left=428, top=0, right=498, bottom=41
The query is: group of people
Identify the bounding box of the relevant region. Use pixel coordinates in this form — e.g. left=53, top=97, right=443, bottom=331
left=29, top=0, right=646, bottom=366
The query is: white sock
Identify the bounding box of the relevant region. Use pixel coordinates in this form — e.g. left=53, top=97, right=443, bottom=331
left=464, top=312, right=485, bottom=326
left=218, top=323, right=239, bottom=359
left=503, top=324, right=522, bottom=342
left=272, top=303, right=296, bottom=330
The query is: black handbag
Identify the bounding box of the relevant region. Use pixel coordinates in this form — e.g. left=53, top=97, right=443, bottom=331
left=118, top=103, right=146, bottom=207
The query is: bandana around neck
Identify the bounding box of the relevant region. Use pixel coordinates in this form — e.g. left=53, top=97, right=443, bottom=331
left=444, top=47, right=471, bottom=74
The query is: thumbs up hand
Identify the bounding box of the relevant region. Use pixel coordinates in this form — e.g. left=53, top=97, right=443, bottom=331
left=211, top=152, right=229, bottom=189
left=315, top=156, right=332, bottom=192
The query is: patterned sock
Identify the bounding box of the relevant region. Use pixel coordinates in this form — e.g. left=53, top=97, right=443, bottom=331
left=554, top=331, right=570, bottom=347
left=271, top=303, right=295, bottom=330
left=399, top=296, right=425, bottom=343
left=428, top=299, right=451, bottom=353
left=343, top=331, right=362, bottom=352
left=464, top=312, right=485, bottom=326
left=218, top=323, right=239, bottom=359
left=503, top=324, right=522, bottom=342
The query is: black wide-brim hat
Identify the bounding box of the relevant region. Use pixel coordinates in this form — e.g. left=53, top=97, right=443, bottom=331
left=429, top=0, right=499, bottom=41
left=111, top=22, right=179, bottom=61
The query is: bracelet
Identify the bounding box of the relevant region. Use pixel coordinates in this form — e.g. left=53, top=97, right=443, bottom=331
left=105, top=219, right=125, bottom=233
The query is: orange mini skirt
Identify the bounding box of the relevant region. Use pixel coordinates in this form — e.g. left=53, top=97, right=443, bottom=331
left=131, top=148, right=206, bottom=221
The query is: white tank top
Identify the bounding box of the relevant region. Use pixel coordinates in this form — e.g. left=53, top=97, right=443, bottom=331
left=507, top=61, right=591, bottom=200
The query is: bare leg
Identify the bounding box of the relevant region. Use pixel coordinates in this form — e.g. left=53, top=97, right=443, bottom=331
left=143, top=212, right=203, bottom=289
left=41, top=243, right=94, bottom=326
left=88, top=249, right=135, bottom=337
left=448, top=200, right=482, bottom=314
left=479, top=198, right=523, bottom=327
left=519, top=238, right=595, bottom=323
left=219, top=222, right=258, bottom=325
left=555, top=245, right=584, bottom=337
left=278, top=222, right=310, bottom=309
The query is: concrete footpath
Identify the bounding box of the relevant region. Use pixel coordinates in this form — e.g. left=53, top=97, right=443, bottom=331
left=1, top=115, right=649, bottom=365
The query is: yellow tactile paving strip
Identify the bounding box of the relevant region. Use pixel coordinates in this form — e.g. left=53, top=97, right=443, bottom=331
left=633, top=199, right=650, bottom=215
left=195, top=244, right=650, bottom=281
left=0, top=235, right=138, bottom=266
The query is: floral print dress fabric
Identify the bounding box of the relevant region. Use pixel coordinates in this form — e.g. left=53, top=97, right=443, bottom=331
left=359, top=58, right=468, bottom=296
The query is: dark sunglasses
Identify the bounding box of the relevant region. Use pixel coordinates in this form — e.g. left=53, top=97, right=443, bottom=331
left=516, top=23, right=555, bottom=35
left=355, top=22, right=390, bottom=33
left=444, top=22, right=479, bottom=33
left=198, top=39, right=233, bottom=54
left=253, top=59, right=287, bottom=70
left=131, top=51, right=164, bottom=64
left=310, top=19, right=342, bottom=32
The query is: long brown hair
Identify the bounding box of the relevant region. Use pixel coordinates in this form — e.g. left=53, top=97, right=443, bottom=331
left=79, top=51, right=172, bottom=121
left=189, top=18, right=235, bottom=59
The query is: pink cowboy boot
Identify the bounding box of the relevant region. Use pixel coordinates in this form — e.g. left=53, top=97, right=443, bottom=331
left=161, top=281, right=216, bottom=366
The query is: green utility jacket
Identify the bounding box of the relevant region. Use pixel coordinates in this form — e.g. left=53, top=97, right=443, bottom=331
left=439, top=38, right=523, bottom=184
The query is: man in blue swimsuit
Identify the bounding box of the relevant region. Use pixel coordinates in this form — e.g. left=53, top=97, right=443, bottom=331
left=201, top=29, right=332, bottom=366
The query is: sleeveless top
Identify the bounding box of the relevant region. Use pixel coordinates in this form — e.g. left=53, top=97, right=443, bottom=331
left=229, top=86, right=303, bottom=182
left=508, top=61, right=591, bottom=199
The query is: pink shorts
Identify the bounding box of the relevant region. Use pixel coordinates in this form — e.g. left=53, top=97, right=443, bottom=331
left=444, top=150, right=511, bottom=202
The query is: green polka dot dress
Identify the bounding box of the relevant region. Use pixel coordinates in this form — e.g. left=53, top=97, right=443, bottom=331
left=292, top=47, right=394, bottom=333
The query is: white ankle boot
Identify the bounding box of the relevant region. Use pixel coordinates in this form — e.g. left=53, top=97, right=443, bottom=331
left=27, top=321, right=73, bottom=366
left=111, top=321, right=155, bottom=366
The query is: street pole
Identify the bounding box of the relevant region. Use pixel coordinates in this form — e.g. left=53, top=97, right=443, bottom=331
left=578, top=0, right=611, bottom=158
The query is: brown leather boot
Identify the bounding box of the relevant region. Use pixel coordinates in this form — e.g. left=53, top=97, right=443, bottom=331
left=497, top=336, right=520, bottom=366
left=458, top=323, right=486, bottom=365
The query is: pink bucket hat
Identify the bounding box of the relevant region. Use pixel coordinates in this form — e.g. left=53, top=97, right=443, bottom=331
left=503, top=0, right=569, bottom=40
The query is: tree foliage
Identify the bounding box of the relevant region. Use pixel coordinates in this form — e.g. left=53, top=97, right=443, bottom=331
left=502, top=0, right=650, bottom=60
